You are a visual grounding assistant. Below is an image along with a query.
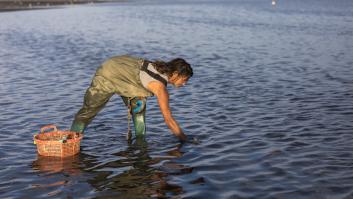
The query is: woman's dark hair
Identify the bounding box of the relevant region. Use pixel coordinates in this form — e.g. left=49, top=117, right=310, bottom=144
left=152, top=58, right=193, bottom=78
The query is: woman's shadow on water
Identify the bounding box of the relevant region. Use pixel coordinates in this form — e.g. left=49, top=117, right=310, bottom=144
left=31, top=137, right=193, bottom=198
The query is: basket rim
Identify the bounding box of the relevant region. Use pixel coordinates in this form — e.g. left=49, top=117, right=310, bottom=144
left=34, top=130, right=83, bottom=144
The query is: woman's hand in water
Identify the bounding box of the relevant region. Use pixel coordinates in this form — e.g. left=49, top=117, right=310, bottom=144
left=177, top=132, right=201, bottom=145
left=177, top=132, right=188, bottom=142
left=180, top=134, right=200, bottom=145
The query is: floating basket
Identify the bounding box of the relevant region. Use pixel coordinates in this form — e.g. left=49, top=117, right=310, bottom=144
left=33, top=125, right=83, bottom=157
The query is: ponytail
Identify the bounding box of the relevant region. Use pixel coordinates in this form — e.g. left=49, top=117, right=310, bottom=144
left=152, top=58, right=193, bottom=78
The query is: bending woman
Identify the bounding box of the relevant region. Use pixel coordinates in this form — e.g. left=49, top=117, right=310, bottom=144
left=70, top=55, right=193, bottom=141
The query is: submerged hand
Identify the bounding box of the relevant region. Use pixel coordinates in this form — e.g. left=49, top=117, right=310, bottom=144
left=177, top=133, right=200, bottom=145
left=177, top=132, right=188, bottom=142
left=190, top=136, right=200, bottom=145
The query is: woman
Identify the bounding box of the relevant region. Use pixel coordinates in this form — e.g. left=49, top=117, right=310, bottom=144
left=70, top=55, right=193, bottom=141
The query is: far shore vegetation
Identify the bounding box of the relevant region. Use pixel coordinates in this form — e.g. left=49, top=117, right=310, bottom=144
left=0, top=0, right=126, bottom=11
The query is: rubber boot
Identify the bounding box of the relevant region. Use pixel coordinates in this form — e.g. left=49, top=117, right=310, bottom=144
left=122, top=96, right=147, bottom=138
left=130, top=97, right=147, bottom=138
left=70, top=121, right=86, bottom=133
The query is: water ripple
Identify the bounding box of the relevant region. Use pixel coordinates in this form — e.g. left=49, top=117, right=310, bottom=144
left=1, top=0, right=353, bottom=198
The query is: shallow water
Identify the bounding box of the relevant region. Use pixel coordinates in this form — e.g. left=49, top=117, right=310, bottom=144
left=1, top=0, right=353, bottom=198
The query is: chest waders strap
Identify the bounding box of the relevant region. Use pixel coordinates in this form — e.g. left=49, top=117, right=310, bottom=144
left=141, top=60, right=168, bottom=86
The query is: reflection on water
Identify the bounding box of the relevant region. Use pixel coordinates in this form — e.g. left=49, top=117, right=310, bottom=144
left=1, top=0, right=353, bottom=198
left=86, top=138, right=187, bottom=198
left=31, top=138, right=192, bottom=198
left=32, top=155, right=81, bottom=175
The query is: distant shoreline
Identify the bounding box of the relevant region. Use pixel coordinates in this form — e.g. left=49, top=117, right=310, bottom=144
left=0, top=0, right=126, bottom=12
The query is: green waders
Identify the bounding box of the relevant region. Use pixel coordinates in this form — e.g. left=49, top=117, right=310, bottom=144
left=70, top=55, right=154, bottom=138
left=70, top=80, right=113, bottom=134
left=70, top=91, right=147, bottom=137
left=122, top=96, right=147, bottom=138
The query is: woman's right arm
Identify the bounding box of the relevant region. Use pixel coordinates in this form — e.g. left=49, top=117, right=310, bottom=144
left=147, top=81, right=187, bottom=141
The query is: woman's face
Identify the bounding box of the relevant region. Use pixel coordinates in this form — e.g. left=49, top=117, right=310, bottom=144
left=174, top=76, right=189, bottom=88
left=169, top=73, right=189, bottom=88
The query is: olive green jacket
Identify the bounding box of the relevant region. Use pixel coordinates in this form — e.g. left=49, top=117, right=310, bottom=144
left=92, top=55, right=154, bottom=97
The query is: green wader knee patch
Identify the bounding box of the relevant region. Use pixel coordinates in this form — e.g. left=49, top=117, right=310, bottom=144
left=123, top=97, right=147, bottom=137
left=130, top=97, right=147, bottom=137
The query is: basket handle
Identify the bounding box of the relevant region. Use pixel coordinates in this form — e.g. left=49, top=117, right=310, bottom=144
left=40, top=125, right=58, bottom=134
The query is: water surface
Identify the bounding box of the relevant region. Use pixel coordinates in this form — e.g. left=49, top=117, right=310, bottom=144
left=1, top=0, right=353, bottom=198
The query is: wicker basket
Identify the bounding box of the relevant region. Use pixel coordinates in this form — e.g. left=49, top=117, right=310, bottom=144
left=34, top=125, right=83, bottom=157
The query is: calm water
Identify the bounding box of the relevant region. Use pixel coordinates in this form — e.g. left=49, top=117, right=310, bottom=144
left=1, top=0, right=353, bottom=198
